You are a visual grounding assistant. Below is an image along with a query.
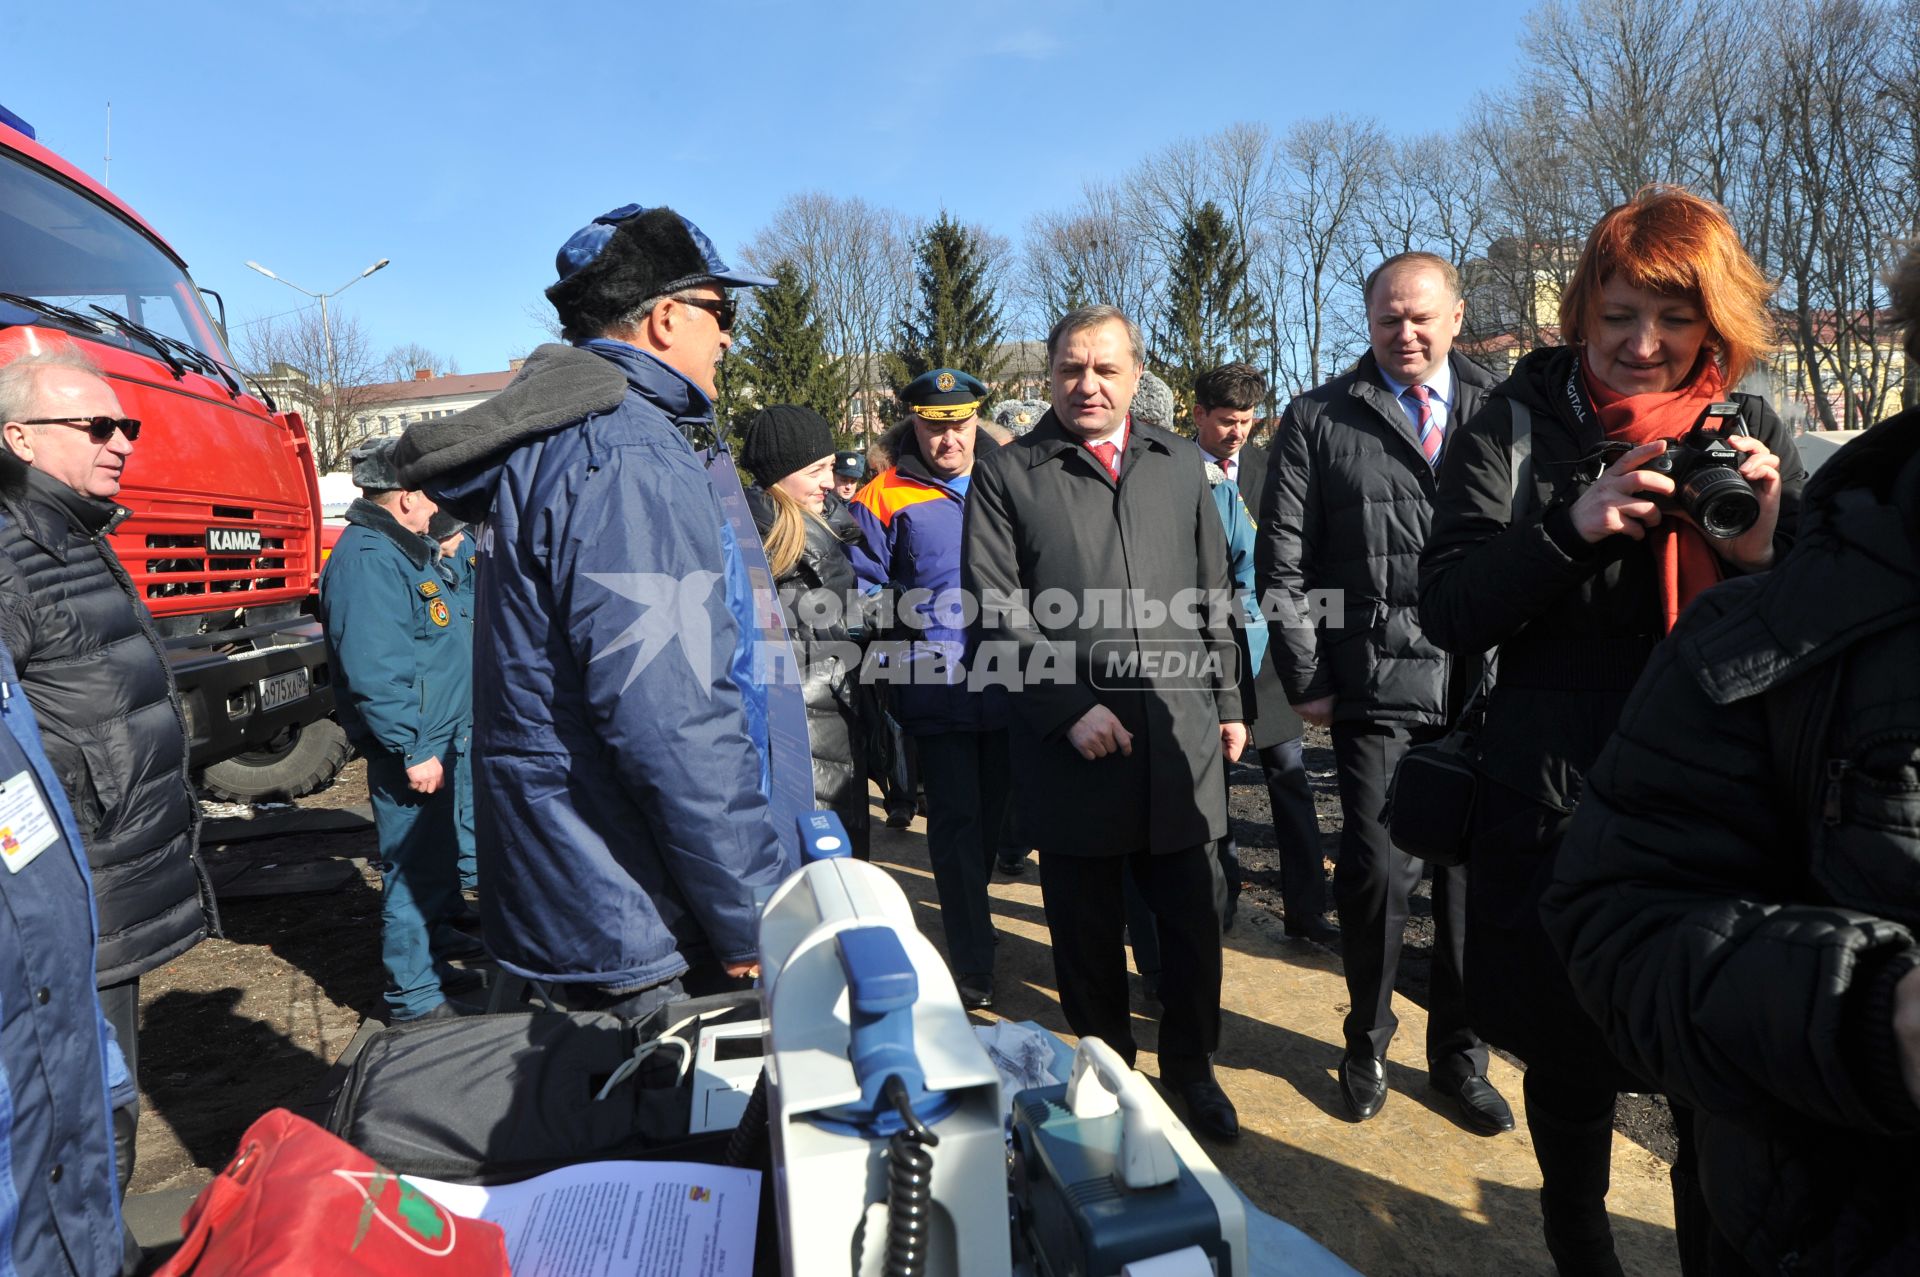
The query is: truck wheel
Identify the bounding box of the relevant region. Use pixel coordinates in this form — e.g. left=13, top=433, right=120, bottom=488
left=199, top=717, right=352, bottom=803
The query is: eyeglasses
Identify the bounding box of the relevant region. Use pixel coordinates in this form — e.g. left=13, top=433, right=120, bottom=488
left=18, top=416, right=142, bottom=443
left=675, top=294, right=737, bottom=332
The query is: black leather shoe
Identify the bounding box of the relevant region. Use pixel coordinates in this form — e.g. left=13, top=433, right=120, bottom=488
left=1339, top=1049, right=1388, bottom=1121
left=885, top=802, right=914, bottom=828
left=1285, top=916, right=1341, bottom=944
left=434, top=927, right=488, bottom=963
left=1176, top=1077, right=1240, bottom=1141
left=996, top=852, right=1029, bottom=877
left=1432, top=1073, right=1515, bottom=1135
left=957, top=974, right=993, bottom=1011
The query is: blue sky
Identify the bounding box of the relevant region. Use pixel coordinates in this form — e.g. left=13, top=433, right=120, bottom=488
left=3, top=1, right=1534, bottom=372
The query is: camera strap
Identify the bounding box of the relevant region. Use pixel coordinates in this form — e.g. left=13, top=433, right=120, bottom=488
left=1509, top=399, right=1534, bottom=520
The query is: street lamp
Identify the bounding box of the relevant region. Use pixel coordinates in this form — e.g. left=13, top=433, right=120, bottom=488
left=244, top=257, right=390, bottom=395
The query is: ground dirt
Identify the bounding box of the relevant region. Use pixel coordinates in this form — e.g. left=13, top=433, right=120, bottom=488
left=132, top=728, right=1676, bottom=1207
left=1229, top=728, right=1678, bottom=1165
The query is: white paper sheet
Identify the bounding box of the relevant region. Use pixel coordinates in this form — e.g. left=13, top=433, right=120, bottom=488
left=409, top=1160, right=760, bottom=1277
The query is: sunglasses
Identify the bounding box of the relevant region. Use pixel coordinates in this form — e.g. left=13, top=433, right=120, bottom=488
left=676, top=294, right=737, bottom=332
left=19, top=416, right=142, bottom=443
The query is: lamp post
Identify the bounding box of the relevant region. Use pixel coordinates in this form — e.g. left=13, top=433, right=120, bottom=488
left=244, top=256, right=389, bottom=399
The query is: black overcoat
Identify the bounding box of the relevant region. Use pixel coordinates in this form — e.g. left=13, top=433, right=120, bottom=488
left=964, top=411, right=1242, bottom=858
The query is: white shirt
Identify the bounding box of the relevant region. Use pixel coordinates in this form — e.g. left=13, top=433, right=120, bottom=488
left=1376, top=360, right=1456, bottom=434
left=1195, top=439, right=1239, bottom=484
left=1082, top=417, right=1129, bottom=475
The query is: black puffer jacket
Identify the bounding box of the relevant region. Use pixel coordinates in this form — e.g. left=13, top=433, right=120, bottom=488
left=1544, top=408, right=1920, bottom=1275
left=1418, top=345, right=1804, bottom=1077
left=0, top=453, right=209, bottom=986
left=746, top=488, right=873, bottom=856
left=1255, top=349, right=1498, bottom=726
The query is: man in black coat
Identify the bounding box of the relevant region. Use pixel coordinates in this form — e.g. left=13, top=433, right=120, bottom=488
left=0, top=346, right=210, bottom=1182
left=965, top=305, right=1246, bottom=1141
left=1255, top=252, right=1510, bottom=1134
left=1195, top=363, right=1335, bottom=942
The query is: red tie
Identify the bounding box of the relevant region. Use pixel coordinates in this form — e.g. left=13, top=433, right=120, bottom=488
left=1087, top=441, right=1120, bottom=479
left=1408, top=384, right=1442, bottom=466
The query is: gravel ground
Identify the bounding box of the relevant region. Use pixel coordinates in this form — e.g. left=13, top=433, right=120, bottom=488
left=1228, top=726, right=1679, bottom=1164
left=131, top=726, right=1679, bottom=1200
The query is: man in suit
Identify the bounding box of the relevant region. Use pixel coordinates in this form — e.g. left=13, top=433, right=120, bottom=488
left=965, top=305, right=1246, bottom=1141
left=1255, top=253, right=1511, bottom=1135
left=1194, top=363, right=1335, bottom=943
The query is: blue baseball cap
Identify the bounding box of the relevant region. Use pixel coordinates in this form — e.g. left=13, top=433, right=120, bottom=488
left=553, top=204, right=776, bottom=291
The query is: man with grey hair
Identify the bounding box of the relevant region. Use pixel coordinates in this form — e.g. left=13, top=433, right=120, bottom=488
left=965, top=304, right=1247, bottom=1141
left=1254, top=251, right=1509, bottom=1134
left=0, top=345, right=209, bottom=1187
left=391, top=205, right=790, bottom=1017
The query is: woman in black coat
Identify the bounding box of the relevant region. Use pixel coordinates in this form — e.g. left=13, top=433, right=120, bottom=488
left=738, top=406, right=874, bottom=859
left=1418, top=187, right=1806, bottom=1276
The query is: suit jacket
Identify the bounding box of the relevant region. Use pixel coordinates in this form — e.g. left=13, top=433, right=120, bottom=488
left=1254, top=349, right=1497, bottom=727
left=965, top=411, right=1241, bottom=857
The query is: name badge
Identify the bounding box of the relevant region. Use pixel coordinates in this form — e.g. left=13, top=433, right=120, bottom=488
left=0, top=769, right=58, bottom=874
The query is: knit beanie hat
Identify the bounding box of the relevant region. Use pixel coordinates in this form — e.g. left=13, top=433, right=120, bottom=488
left=738, top=405, right=836, bottom=486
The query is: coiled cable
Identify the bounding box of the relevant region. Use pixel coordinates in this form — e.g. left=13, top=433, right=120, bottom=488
left=882, top=1075, right=939, bottom=1277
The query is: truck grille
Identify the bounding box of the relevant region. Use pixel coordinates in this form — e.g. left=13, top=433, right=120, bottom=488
left=127, top=501, right=312, bottom=602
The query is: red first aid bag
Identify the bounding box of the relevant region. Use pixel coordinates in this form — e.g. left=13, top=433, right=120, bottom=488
left=154, top=1108, right=509, bottom=1276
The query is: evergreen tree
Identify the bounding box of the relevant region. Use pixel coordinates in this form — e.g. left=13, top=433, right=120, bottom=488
left=730, top=259, right=842, bottom=429
left=887, top=214, right=1009, bottom=408
left=1152, top=201, right=1268, bottom=422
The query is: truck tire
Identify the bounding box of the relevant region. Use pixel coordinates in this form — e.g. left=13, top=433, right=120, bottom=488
left=199, top=717, right=353, bottom=803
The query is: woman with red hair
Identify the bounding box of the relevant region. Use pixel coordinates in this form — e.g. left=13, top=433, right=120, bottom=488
left=1418, top=186, right=1807, bottom=1275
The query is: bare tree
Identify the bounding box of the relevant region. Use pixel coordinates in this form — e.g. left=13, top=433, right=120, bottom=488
left=1522, top=0, right=1720, bottom=206
left=236, top=308, right=384, bottom=473
left=378, top=342, right=460, bottom=384
left=1280, top=114, right=1386, bottom=388
left=743, top=193, right=916, bottom=444
left=1020, top=181, right=1160, bottom=333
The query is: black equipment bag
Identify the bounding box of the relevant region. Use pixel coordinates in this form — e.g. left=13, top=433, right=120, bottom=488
left=1384, top=725, right=1481, bottom=867
left=325, top=992, right=762, bottom=1184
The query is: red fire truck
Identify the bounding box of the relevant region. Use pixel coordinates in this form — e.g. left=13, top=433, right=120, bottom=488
left=0, top=104, right=347, bottom=799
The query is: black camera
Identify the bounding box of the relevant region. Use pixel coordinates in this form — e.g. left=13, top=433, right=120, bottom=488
left=1633, top=402, right=1758, bottom=540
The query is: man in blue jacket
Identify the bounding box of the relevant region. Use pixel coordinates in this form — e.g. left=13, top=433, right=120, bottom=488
left=0, top=637, right=137, bottom=1276
left=850, top=368, right=1009, bottom=1010
left=392, top=205, right=788, bottom=1018
left=318, top=440, right=478, bottom=1023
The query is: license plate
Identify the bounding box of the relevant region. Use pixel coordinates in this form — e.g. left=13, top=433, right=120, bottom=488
left=257, top=669, right=310, bottom=711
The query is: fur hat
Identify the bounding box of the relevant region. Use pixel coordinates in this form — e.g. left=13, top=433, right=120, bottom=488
left=349, top=438, right=404, bottom=493
left=1131, top=371, right=1176, bottom=430
left=544, top=205, right=774, bottom=340
left=991, top=399, right=1049, bottom=436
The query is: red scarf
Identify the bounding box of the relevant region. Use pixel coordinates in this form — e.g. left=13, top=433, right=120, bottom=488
left=1580, top=357, right=1726, bottom=632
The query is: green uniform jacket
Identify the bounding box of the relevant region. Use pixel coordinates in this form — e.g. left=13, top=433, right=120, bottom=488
left=318, top=498, right=473, bottom=766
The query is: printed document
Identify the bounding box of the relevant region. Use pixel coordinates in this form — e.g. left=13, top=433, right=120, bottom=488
left=410, top=1160, right=759, bottom=1277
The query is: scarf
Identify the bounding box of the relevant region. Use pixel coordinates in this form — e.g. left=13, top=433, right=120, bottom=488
left=1578, top=355, right=1727, bottom=632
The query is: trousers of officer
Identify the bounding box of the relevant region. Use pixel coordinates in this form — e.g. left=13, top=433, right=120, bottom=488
left=916, top=729, right=1011, bottom=978
left=455, top=747, right=477, bottom=894
left=365, top=746, right=465, bottom=1020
